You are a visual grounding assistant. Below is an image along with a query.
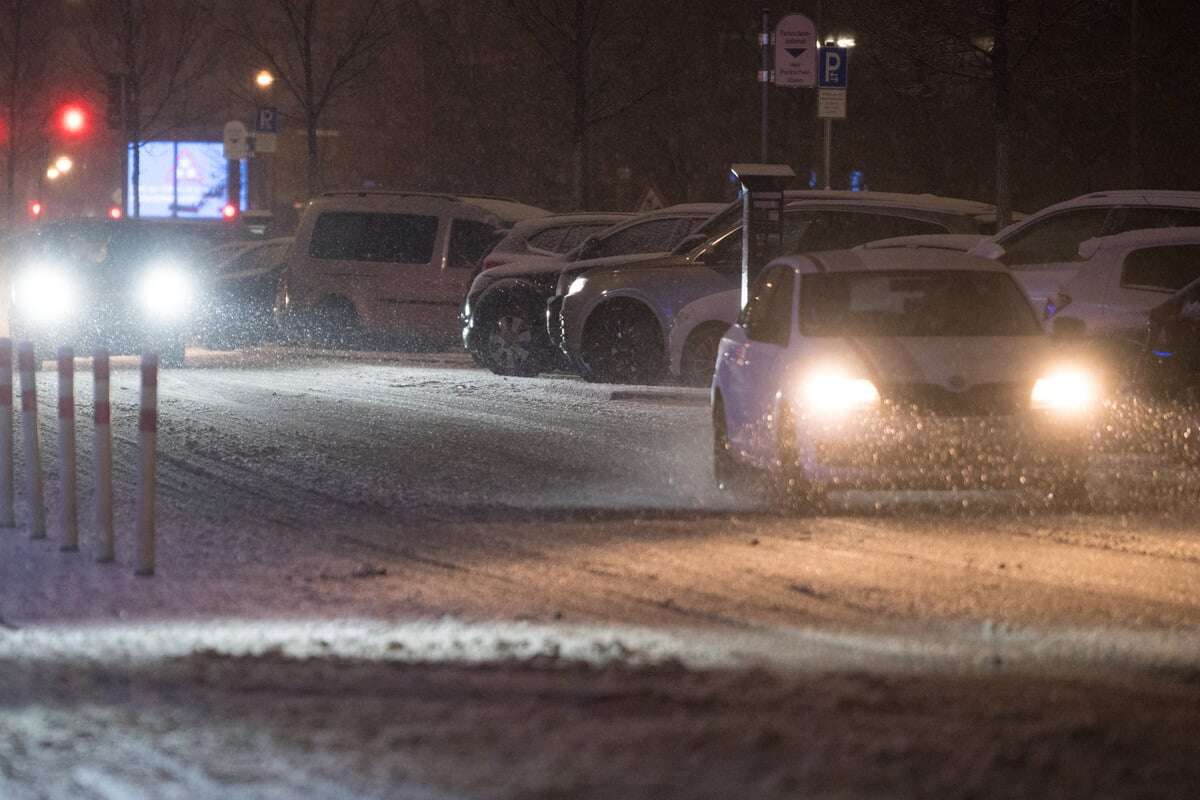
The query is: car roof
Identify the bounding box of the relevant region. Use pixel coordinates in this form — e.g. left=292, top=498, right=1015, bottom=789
left=1078, top=225, right=1200, bottom=256
left=509, top=212, right=632, bottom=232
left=780, top=190, right=999, bottom=218
left=857, top=233, right=988, bottom=252
left=774, top=247, right=1013, bottom=275
left=311, top=191, right=551, bottom=223
left=1026, top=190, right=1200, bottom=217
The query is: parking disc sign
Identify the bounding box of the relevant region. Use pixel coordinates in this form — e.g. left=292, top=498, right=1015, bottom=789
left=819, top=47, right=848, bottom=88
left=774, top=14, right=816, bottom=88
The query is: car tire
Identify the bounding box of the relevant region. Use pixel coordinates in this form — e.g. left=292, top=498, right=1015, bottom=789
left=773, top=406, right=822, bottom=513
left=478, top=294, right=551, bottom=377
left=681, top=323, right=728, bottom=387
left=579, top=301, right=665, bottom=385
left=712, top=396, right=754, bottom=495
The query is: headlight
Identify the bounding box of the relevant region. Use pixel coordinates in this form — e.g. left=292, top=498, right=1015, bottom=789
left=1030, top=369, right=1098, bottom=413
left=137, top=263, right=194, bottom=318
left=566, top=276, right=588, bottom=297
left=13, top=265, right=76, bottom=322
left=800, top=370, right=880, bottom=417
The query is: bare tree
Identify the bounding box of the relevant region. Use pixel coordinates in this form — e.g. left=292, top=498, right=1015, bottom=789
left=0, top=0, right=54, bottom=226
left=497, top=0, right=670, bottom=210
left=847, top=0, right=1122, bottom=225
left=222, top=0, right=400, bottom=197
left=78, top=0, right=222, bottom=218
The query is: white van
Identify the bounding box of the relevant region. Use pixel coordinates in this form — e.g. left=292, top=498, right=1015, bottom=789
left=278, top=192, right=549, bottom=345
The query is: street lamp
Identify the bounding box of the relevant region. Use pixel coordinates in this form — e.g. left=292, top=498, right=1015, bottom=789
left=46, top=166, right=61, bottom=181
left=255, top=70, right=275, bottom=90
left=53, top=155, right=73, bottom=174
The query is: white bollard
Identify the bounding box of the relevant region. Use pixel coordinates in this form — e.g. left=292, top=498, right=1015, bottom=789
left=93, top=349, right=114, bottom=563
left=17, top=342, right=44, bottom=539
left=57, top=347, right=78, bottom=552
left=135, top=352, right=158, bottom=576
left=0, top=338, right=14, bottom=528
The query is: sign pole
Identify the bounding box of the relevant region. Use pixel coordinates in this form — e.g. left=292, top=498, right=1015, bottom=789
left=759, top=8, right=771, bottom=162
left=823, top=118, right=833, bottom=190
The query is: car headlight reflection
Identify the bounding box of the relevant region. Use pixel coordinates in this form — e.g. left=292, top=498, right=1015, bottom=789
left=566, top=276, right=588, bottom=297
left=801, top=370, right=880, bottom=417
left=138, top=263, right=193, bottom=318
left=1030, top=369, right=1098, bottom=413
left=13, top=266, right=76, bottom=322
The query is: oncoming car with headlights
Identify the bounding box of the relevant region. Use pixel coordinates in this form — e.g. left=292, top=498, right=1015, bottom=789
left=7, top=220, right=214, bottom=366
left=712, top=249, right=1100, bottom=509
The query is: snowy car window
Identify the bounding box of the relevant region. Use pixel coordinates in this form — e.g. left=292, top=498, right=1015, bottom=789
left=998, top=208, right=1110, bottom=267
left=559, top=223, right=611, bottom=251
left=447, top=219, right=498, bottom=268
left=526, top=226, right=568, bottom=252
left=595, top=218, right=682, bottom=258
left=1120, top=245, right=1200, bottom=293
left=309, top=211, right=439, bottom=264
left=740, top=266, right=793, bottom=346
left=799, top=270, right=1041, bottom=337
left=794, top=211, right=950, bottom=252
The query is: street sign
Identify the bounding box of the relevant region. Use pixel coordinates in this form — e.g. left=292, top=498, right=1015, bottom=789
left=223, top=120, right=248, bottom=160
left=255, top=106, right=279, bottom=134
left=817, top=89, right=847, bottom=119
left=252, top=133, right=278, bottom=153
left=774, top=14, right=816, bottom=88
left=818, top=47, right=849, bottom=88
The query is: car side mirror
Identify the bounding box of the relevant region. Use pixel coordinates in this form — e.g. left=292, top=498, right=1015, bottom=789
left=1052, top=316, right=1086, bottom=338
left=577, top=236, right=600, bottom=260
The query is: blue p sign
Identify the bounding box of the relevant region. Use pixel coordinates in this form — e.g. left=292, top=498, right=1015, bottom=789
left=819, top=47, right=848, bottom=88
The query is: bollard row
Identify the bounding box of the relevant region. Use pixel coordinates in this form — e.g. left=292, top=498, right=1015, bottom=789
left=0, top=339, right=158, bottom=575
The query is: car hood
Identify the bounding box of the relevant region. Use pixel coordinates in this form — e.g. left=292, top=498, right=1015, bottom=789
left=821, top=336, right=1057, bottom=390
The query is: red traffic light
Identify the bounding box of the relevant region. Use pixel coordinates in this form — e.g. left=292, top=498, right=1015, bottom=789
left=108, top=206, right=123, bottom=220
left=58, top=104, right=88, bottom=135
left=220, top=203, right=239, bottom=221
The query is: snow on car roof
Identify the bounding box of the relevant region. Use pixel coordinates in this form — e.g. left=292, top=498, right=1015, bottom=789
left=657, top=202, right=728, bottom=215
left=777, top=247, right=1011, bottom=275
left=1031, top=190, right=1200, bottom=216
left=857, top=233, right=988, bottom=252
left=314, top=191, right=551, bottom=223
left=781, top=190, right=998, bottom=218
left=1076, top=226, right=1200, bottom=258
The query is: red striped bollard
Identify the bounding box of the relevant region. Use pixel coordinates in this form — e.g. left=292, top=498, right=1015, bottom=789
left=135, top=352, right=158, bottom=576
left=17, top=342, right=44, bottom=539
left=94, top=349, right=114, bottom=563
left=0, top=338, right=13, bottom=528
left=57, top=347, right=78, bottom=552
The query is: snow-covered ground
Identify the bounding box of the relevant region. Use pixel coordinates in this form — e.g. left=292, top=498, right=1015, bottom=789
left=1, top=346, right=1198, bottom=798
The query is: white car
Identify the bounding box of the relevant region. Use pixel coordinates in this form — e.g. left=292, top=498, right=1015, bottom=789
left=711, top=248, right=1098, bottom=508
left=971, top=190, right=1200, bottom=309
left=1047, top=227, right=1200, bottom=340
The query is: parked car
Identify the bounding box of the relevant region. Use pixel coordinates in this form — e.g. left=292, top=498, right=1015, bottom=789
left=462, top=203, right=724, bottom=376
left=7, top=218, right=226, bottom=366
left=1041, top=227, right=1200, bottom=367
left=711, top=248, right=1096, bottom=509
left=276, top=191, right=550, bottom=348
left=201, top=237, right=293, bottom=348
left=971, top=190, right=1200, bottom=308
left=857, top=233, right=989, bottom=253
left=553, top=191, right=1001, bottom=386
left=478, top=212, right=632, bottom=272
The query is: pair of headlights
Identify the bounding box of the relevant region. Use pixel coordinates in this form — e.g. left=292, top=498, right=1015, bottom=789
left=12, top=263, right=195, bottom=323
left=799, top=368, right=1099, bottom=417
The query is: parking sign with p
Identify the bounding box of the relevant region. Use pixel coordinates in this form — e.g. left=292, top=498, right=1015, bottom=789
left=819, top=47, right=848, bottom=88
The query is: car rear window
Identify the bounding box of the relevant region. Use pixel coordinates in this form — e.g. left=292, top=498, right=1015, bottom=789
left=1120, top=244, right=1200, bottom=293
left=309, top=212, right=438, bottom=264
left=800, top=270, right=1041, bottom=337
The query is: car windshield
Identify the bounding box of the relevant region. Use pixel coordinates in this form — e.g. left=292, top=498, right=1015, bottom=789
left=799, top=270, right=1041, bottom=337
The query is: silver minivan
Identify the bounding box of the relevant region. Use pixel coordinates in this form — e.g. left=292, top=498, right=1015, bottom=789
left=277, top=191, right=549, bottom=346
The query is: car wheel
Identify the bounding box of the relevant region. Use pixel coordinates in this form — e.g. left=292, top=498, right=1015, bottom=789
left=774, top=406, right=822, bottom=513
left=580, top=302, right=665, bottom=385
left=713, top=396, right=753, bottom=494
left=479, top=297, right=550, bottom=377
left=681, top=323, right=728, bottom=387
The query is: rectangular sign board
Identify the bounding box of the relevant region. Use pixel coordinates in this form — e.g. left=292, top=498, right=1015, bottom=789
left=817, top=89, right=847, bottom=119
left=818, top=47, right=849, bottom=88
left=774, top=14, right=816, bottom=88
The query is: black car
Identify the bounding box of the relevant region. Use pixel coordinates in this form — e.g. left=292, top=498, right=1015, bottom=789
left=6, top=219, right=227, bottom=366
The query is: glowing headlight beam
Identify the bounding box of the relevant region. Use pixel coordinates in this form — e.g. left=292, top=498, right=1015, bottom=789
left=1030, top=370, right=1097, bottom=413
left=137, top=264, right=194, bottom=318
left=801, top=371, right=880, bottom=417
left=13, top=266, right=76, bottom=322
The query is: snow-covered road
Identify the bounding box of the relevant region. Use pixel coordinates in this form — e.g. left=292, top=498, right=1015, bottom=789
left=1, top=347, right=1198, bottom=798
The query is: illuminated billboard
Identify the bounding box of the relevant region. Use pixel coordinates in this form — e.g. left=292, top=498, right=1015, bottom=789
left=126, top=141, right=247, bottom=219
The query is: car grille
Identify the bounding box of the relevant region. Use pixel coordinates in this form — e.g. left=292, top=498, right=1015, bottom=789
left=880, top=382, right=1029, bottom=417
